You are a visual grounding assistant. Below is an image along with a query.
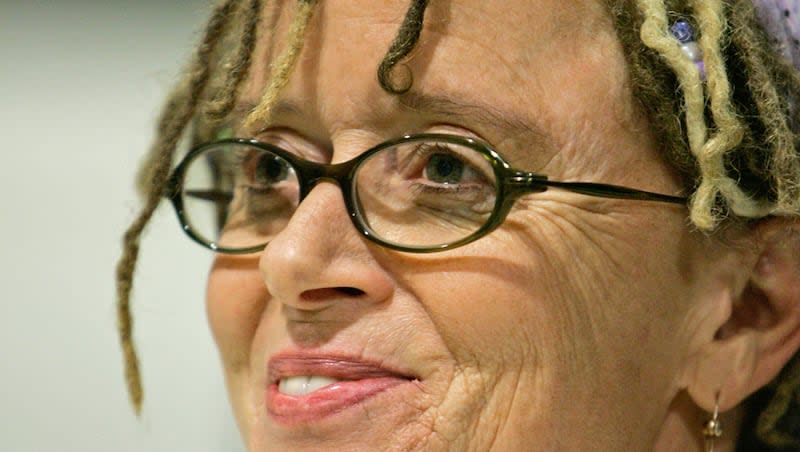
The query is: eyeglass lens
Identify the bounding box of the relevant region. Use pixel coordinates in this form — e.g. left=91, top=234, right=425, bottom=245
left=354, top=140, right=497, bottom=248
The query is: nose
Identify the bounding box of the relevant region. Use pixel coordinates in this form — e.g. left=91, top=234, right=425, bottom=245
left=259, top=181, right=394, bottom=310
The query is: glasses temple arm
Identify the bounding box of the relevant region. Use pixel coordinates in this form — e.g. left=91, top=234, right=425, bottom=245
left=507, top=173, right=687, bottom=205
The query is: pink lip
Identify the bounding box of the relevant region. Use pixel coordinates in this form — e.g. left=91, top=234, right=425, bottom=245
left=266, top=354, right=416, bottom=425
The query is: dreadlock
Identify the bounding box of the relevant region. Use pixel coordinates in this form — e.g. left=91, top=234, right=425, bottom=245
left=119, top=0, right=800, bottom=448
left=376, top=0, right=430, bottom=94
left=117, top=0, right=248, bottom=414
left=204, top=0, right=263, bottom=122
left=245, top=0, right=318, bottom=127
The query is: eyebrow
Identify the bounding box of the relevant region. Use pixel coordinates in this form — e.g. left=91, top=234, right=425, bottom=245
left=230, top=100, right=302, bottom=129
left=233, top=91, right=549, bottom=148
left=397, top=91, right=549, bottom=146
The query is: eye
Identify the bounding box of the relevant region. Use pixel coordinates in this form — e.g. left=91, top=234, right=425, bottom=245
left=411, top=143, right=488, bottom=187
left=237, top=149, right=293, bottom=189
left=253, top=153, right=290, bottom=185
left=424, top=152, right=466, bottom=184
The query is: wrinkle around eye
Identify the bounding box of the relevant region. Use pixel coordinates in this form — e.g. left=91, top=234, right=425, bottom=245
left=504, top=196, right=639, bottom=276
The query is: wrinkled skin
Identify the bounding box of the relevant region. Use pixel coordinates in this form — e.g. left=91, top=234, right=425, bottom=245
left=203, top=1, right=794, bottom=450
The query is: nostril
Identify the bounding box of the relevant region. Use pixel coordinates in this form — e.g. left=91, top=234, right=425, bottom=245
left=300, top=287, right=366, bottom=302
left=336, top=287, right=366, bottom=297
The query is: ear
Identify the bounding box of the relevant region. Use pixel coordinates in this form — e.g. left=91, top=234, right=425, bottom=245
left=683, top=219, right=800, bottom=412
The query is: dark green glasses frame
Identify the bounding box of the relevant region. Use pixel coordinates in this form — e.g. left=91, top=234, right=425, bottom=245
left=164, top=133, right=687, bottom=254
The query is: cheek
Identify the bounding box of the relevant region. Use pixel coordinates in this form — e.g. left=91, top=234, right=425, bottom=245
left=402, top=205, right=692, bottom=389
left=206, top=257, right=267, bottom=373
left=393, top=237, right=565, bottom=381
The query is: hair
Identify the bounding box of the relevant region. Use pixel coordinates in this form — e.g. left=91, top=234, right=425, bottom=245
left=117, top=0, right=800, bottom=447
left=610, top=1, right=800, bottom=447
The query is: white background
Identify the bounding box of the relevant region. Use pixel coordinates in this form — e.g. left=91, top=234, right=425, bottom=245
left=1, top=1, right=244, bottom=450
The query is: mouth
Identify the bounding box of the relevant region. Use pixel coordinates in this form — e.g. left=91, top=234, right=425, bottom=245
left=266, top=354, right=418, bottom=425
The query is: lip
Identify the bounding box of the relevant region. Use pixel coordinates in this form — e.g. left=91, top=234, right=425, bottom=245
left=266, top=353, right=417, bottom=425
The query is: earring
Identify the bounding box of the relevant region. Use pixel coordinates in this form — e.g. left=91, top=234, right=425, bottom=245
left=702, top=393, right=723, bottom=452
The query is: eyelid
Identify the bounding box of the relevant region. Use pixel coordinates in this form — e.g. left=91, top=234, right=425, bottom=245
left=426, top=124, right=492, bottom=145
left=252, top=127, right=330, bottom=163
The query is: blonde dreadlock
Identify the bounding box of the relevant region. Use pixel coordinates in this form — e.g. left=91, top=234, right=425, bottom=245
left=245, top=0, right=318, bottom=127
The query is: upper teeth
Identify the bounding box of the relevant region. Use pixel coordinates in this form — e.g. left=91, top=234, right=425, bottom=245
left=278, top=376, right=342, bottom=396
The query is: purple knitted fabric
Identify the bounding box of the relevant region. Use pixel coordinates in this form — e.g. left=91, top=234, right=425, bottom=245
left=752, top=0, right=800, bottom=69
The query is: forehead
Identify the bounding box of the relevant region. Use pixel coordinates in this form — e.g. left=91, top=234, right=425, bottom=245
left=252, top=0, right=616, bottom=87
left=242, top=0, right=631, bottom=164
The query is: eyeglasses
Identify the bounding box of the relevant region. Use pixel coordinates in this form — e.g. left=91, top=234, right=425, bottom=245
left=164, top=133, right=687, bottom=254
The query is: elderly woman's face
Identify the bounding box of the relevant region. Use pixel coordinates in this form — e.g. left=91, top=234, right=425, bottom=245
left=206, top=0, right=708, bottom=449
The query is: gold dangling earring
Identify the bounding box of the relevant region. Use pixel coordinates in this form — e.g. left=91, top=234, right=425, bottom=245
left=702, top=392, right=723, bottom=452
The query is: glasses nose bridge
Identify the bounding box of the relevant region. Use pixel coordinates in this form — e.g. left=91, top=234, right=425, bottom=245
left=296, top=158, right=358, bottom=200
